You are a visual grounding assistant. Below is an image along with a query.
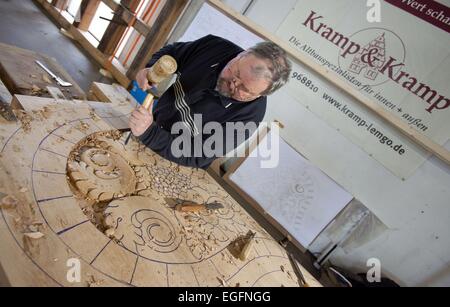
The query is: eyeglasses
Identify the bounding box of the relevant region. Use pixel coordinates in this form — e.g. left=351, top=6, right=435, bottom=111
left=227, top=57, right=260, bottom=101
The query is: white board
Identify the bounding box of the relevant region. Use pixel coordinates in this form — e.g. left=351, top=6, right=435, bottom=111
left=229, top=132, right=353, bottom=248
left=179, top=3, right=263, bottom=48
left=275, top=0, right=450, bottom=178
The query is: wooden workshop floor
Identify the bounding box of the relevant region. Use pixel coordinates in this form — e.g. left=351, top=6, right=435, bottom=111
left=0, top=0, right=111, bottom=91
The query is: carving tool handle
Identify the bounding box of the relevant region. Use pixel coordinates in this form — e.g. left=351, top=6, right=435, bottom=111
left=175, top=203, right=206, bottom=213
left=142, top=93, right=154, bottom=110
left=125, top=55, right=176, bottom=146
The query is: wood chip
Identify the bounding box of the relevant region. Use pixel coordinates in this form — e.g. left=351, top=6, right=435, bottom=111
left=28, top=225, right=40, bottom=232
left=104, top=215, right=115, bottom=228
left=42, top=74, right=52, bottom=84
left=86, top=274, right=104, bottom=287
left=104, top=228, right=115, bottom=238
left=1, top=195, right=18, bottom=209
left=217, top=277, right=228, bottom=287
left=14, top=110, right=33, bottom=132
left=31, top=85, right=41, bottom=93
left=20, top=187, right=28, bottom=193
left=24, top=232, right=45, bottom=239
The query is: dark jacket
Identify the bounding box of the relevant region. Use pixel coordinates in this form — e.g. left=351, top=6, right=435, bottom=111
left=139, top=35, right=267, bottom=169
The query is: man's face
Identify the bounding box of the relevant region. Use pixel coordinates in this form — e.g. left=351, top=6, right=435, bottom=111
left=216, top=53, right=271, bottom=102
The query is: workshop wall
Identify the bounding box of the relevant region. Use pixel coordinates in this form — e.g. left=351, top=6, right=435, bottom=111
left=222, top=0, right=450, bottom=286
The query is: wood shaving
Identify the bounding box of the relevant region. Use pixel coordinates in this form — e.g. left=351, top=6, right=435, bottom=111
left=86, top=274, right=104, bottom=287
left=89, top=109, right=101, bottom=122
left=32, top=106, right=52, bottom=120
left=23, top=231, right=45, bottom=239
left=14, top=110, right=33, bottom=133
left=31, top=84, right=47, bottom=96
left=217, top=277, right=228, bottom=287
left=1, top=195, right=18, bottom=209
left=76, top=121, right=90, bottom=133
left=42, top=74, right=52, bottom=84
left=104, top=228, right=115, bottom=238
left=28, top=225, right=40, bottom=232
left=104, top=215, right=115, bottom=228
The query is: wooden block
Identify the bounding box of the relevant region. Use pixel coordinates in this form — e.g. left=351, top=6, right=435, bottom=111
left=11, top=95, right=131, bottom=131
left=0, top=95, right=321, bottom=287
left=0, top=42, right=86, bottom=99
left=89, top=82, right=138, bottom=107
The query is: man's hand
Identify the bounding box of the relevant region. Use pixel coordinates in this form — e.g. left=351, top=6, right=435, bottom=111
left=136, top=68, right=153, bottom=91
left=129, top=106, right=153, bottom=137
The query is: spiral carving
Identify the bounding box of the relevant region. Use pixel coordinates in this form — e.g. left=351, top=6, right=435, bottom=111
left=68, top=147, right=136, bottom=202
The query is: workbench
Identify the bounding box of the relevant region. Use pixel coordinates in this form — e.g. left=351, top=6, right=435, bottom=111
left=0, top=85, right=321, bottom=287
left=0, top=43, right=86, bottom=100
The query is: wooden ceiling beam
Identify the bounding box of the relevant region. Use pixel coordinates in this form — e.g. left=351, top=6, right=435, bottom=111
left=127, top=0, right=188, bottom=80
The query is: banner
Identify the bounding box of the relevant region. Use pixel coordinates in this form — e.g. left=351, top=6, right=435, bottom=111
left=276, top=0, right=450, bottom=178
left=385, top=0, right=450, bottom=34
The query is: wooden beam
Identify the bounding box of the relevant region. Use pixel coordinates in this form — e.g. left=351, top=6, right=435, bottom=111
left=74, top=0, right=101, bottom=31
left=34, top=0, right=131, bottom=88
left=97, top=0, right=140, bottom=56
left=89, top=82, right=138, bottom=106
left=206, top=0, right=450, bottom=166
left=51, top=0, right=69, bottom=10
left=127, top=0, right=188, bottom=80
left=0, top=78, right=15, bottom=121
left=101, top=0, right=150, bottom=36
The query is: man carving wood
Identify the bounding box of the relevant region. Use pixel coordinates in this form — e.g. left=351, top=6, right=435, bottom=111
left=129, top=35, right=291, bottom=169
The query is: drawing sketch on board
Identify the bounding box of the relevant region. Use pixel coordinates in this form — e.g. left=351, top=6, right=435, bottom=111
left=229, top=132, right=353, bottom=248
left=180, top=3, right=263, bottom=48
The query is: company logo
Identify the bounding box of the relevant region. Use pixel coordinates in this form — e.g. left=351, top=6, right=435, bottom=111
left=302, top=11, right=450, bottom=113
left=338, top=28, right=406, bottom=87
